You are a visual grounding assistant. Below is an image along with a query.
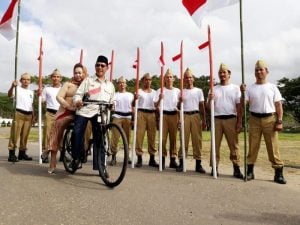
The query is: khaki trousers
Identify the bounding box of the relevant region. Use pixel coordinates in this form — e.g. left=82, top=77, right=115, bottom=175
left=8, top=111, right=33, bottom=151
left=178, top=114, right=202, bottom=160
left=84, top=121, right=92, bottom=151
left=42, top=111, right=56, bottom=152
left=135, top=111, right=157, bottom=156
left=162, top=114, right=178, bottom=157
left=111, top=117, right=131, bottom=154
left=247, top=114, right=284, bottom=168
left=210, top=117, right=240, bottom=166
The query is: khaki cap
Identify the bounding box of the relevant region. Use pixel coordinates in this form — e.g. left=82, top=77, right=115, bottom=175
left=219, top=63, right=230, bottom=72
left=165, top=68, right=173, bottom=76
left=142, top=72, right=151, bottom=80
left=51, top=68, right=61, bottom=77
left=117, top=76, right=127, bottom=83
left=255, top=60, right=268, bottom=69
left=20, top=72, right=31, bottom=80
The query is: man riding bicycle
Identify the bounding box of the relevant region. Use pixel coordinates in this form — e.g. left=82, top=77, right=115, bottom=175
left=72, top=55, right=115, bottom=170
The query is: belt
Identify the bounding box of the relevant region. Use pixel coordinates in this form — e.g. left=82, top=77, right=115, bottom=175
left=215, top=115, right=236, bottom=119
left=114, top=111, right=132, bottom=116
left=184, top=111, right=199, bottom=115
left=250, top=112, right=274, bottom=118
left=138, top=109, right=156, bottom=113
left=46, top=108, right=57, bottom=114
left=16, top=108, right=32, bottom=115
left=163, top=110, right=177, bottom=115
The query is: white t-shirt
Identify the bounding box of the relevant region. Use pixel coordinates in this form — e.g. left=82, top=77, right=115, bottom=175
left=182, top=87, right=204, bottom=111
left=137, top=89, right=156, bottom=110
left=209, top=84, right=241, bottom=116
left=113, top=91, right=134, bottom=119
left=246, top=82, right=282, bottom=113
left=42, top=86, right=61, bottom=110
left=15, top=86, right=34, bottom=111
left=154, top=87, right=180, bottom=111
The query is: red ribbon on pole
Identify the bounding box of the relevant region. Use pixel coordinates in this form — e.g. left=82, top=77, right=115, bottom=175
left=109, top=50, right=114, bottom=81
left=208, top=26, right=213, bottom=91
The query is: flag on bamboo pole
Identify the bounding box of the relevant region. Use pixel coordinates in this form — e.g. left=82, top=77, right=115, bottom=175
left=109, top=50, right=114, bottom=81
left=79, top=49, right=83, bottom=64
left=182, top=0, right=238, bottom=27
left=37, top=37, right=43, bottom=96
left=0, top=0, right=19, bottom=41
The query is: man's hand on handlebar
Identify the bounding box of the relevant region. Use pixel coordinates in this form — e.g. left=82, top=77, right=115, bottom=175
left=74, top=100, right=83, bottom=109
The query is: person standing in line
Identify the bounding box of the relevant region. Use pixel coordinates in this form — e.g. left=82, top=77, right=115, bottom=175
left=134, top=73, right=159, bottom=168
left=207, top=63, right=243, bottom=179
left=72, top=55, right=115, bottom=171
left=241, top=60, right=286, bottom=184
left=7, top=73, right=34, bottom=162
left=47, top=63, right=86, bottom=174
left=110, top=76, right=134, bottom=165
left=176, top=68, right=206, bottom=173
left=40, top=69, right=62, bottom=163
left=154, top=69, right=180, bottom=169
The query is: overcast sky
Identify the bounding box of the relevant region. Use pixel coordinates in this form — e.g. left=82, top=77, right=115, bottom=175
left=0, top=0, right=299, bottom=92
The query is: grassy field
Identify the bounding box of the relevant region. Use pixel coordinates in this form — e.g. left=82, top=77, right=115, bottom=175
left=1, top=127, right=300, bottom=168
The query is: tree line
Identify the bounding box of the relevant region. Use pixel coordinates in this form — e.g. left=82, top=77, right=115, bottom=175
left=0, top=74, right=299, bottom=127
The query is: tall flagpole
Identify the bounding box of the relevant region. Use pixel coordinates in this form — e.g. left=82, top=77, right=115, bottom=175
left=38, top=37, right=43, bottom=164
left=110, top=50, right=114, bottom=82
left=131, top=47, right=140, bottom=168
left=207, top=26, right=217, bottom=179
left=79, top=49, right=83, bottom=64
left=11, top=0, right=22, bottom=158
left=158, top=41, right=164, bottom=172
left=239, top=0, right=247, bottom=181
left=179, top=41, right=186, bottom=172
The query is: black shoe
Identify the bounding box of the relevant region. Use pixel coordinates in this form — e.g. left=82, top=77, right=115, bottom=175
left=169, top=157, right=178, bottom=169
left=233, top=165, right=244, bottom=179
left=162, top=157, right=165, bottom=170
left=69, top=159, right=81, bottom=170
left=195, top=160, right=206, bottom=174
left=18, top=151, right=32, bottom=161
left=210, top=167, right=219, bottom=176
left=176, top=159, right=183, bottom=172
left=41, top=155, right=49, bottom=163
left=247, top=164, right=255, bottom=180
left=8, top=150, right=19, bottom=162
left=274, top=167, right=287, bottom=184
left=135, top=156, right=143, bottom=168
left=149, top=155, right=159, bottom=168
left=110, top=154, right=116, bottom=166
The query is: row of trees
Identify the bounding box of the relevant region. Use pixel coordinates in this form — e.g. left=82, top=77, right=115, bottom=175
left=1, top=74, right=299, bottom=125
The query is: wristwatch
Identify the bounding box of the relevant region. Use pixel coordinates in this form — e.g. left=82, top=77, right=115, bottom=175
left=276, top=119, right=283, bottom=124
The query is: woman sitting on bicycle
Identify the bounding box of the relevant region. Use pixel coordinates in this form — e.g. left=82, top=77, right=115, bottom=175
left=47, top=63, right=87, bottom=174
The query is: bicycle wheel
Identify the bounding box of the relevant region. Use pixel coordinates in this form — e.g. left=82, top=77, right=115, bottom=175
left=97, top=123, right=128, bottom=187
left=62, top=126, right=77, bottom=174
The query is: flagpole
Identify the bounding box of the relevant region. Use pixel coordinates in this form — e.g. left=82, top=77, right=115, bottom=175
left=239, top=0, right=247, bottom=182
left=179, top=41, right=186, bottom=172
left=38, top=37, right=43, bottom=164
left=79, top=49, right=83, bottom=64
left=207, top=26, right=217, bottom=179
left=110, top=50, right=114, bottom=81
left=131, top=47, right=140, bottom=168
left=11, top=0, right=22, bottom=159
left=158, top=41, right=164, bottom=172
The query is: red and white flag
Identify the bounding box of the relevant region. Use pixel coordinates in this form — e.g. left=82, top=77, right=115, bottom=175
left=0, top=0, right=19, bottom=41
left=182, top=0, right=238, bottom=27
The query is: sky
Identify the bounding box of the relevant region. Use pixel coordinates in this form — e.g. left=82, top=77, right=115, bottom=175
left=0, top=0, right=299, bottom=92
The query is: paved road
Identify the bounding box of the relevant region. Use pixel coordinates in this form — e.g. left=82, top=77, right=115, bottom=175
left=0, top=128, right=300, bottom=225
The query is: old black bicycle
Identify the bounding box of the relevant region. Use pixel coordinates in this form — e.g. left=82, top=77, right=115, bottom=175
left=61, top=100, right=128, bottom=188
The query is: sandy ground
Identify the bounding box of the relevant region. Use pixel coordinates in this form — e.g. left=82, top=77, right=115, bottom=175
left=0, top=127, right=299, bottom=225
